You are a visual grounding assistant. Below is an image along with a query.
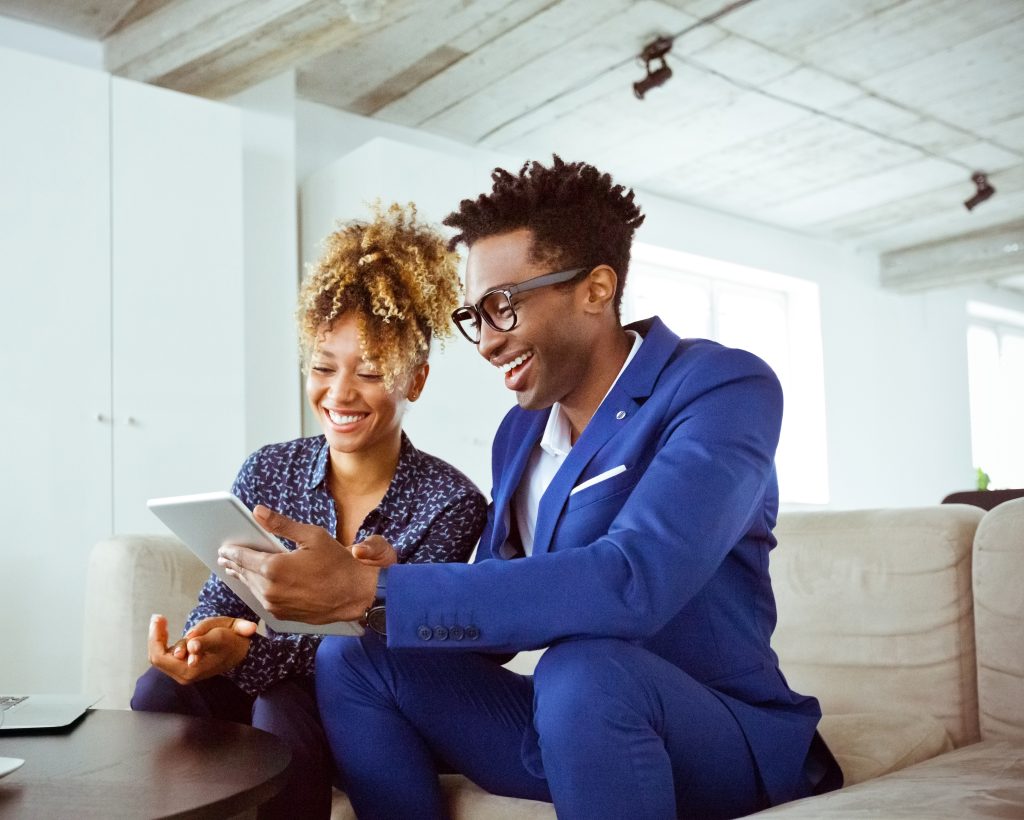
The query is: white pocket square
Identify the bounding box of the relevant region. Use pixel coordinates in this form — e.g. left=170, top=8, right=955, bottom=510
left=570, top=464, right=627, bottom=496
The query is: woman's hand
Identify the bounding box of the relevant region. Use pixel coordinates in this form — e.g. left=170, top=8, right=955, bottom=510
left=351, top=534, right=398, bottom=568
left=147, top=614, right=256, bottom=685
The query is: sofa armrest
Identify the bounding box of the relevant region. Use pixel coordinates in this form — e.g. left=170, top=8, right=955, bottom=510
left=82, top=535, right=209, bottom=709
left=973, top=497, right=1024, bottom=742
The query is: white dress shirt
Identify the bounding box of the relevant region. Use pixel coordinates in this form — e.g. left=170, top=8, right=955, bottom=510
left=513, top=330, right=641, bottom=556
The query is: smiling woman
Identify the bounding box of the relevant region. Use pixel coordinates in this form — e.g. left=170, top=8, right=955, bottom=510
left=129, top=203, right=487, bottom=820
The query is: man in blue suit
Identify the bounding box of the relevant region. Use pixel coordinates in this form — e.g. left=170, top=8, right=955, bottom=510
left=220, top=156, right=841, bottom=818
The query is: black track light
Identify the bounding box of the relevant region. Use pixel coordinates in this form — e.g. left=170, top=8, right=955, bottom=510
left=634, top=36, right=674, bottom=100
left=964, top=172, right=996, bottom=211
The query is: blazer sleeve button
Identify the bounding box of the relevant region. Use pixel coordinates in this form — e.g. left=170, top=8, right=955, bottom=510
left=449, top=625, right=465, bottom=640
left=433, top=626, right=449, bottom=641
left=465, top=625, right=480, bottom=640
left=417, top=625, right=433, bottom=641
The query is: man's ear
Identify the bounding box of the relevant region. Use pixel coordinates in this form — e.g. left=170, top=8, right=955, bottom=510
left=580, top=265, right=618, bottom=315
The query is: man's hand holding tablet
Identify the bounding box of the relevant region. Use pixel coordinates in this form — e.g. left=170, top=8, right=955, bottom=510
left=217, top=505, right=383, bottom=626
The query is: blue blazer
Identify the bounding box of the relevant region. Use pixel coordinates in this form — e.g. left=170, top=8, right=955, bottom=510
left=389, top=316, right=828, bottom=804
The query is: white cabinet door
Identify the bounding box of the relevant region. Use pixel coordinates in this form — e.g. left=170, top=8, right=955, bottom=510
left=111, top=79, right=247, bottom=534
left=0, top=48, right=112, bottom=693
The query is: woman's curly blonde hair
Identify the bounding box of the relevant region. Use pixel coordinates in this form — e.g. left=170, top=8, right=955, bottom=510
left=298, top=202, right=461, bottom=391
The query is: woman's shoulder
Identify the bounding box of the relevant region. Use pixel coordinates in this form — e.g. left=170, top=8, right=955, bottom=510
left=236, top=435, right=327, bottom=486
left=247, top=435, right=326, bottom=465
left=403, top=439, right=483, bottom=502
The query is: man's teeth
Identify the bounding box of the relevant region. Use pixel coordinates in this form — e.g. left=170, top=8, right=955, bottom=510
left=499, top=352, right=533, bottom=374
left=327, top=410, right=366, bottom=425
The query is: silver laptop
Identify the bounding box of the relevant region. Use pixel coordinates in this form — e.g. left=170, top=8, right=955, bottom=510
left=0, top=694, right=97, bottom=731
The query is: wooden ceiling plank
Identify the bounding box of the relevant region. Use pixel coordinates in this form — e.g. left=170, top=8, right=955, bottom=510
left=801, top=0, right=1023, bottom=83
left=766, top=157, right=967, bottom=227
left=946, top=142, right=1023, bottom=174
left=587, top=88, right=813, bottom=185
left=148, top=5, right=374, bottom=98
left=891, top=119, right=976, bottom=155
left=687, top=31, right=800, bottom=88
left=373, top=0, right=635, bottom=128
left=760, top=65, right=863, bottom=112
left=105, top=0, right=177, bottom=37
left=447, top=0, right=561, bottom=53
left=346, top=45, right=467, bottom=117
left=686, top=0, right=895, bottom=54
left=881, top=219, right=1024, bottom=290
left=420, top=0, right=699, bottom=142
left=105, top=0, right=319, bottom=79
left=297, top=0, right=540, bottom=111
left=479, top=26, right=734, bottom=150
left=0, top=0, right=140, bottom=39
left=120, top=0, right=427, bottom=98
left=859, top=20, right=1024, bottom=130
left=813, top=166, right=1024, bottom=245
left=977, top=114, right=1024, bottom=152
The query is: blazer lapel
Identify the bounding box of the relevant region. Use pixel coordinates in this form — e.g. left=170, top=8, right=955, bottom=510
left=489, top=410, right=547, bottom=556
left=531, top=317, right=680, bottom=555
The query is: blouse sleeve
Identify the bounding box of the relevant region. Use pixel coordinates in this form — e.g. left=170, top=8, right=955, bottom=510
left=404, top=489, right=488, bottom=565
left=182, top=450, right=263, bottom=633
left=180, top=448, right=323, bottom=696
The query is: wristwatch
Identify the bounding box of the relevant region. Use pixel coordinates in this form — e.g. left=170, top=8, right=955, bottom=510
left=361, top=568, right=388, bottom=636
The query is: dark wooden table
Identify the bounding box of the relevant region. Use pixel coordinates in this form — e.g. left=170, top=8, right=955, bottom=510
left=0, top=709, right=291, bottom=819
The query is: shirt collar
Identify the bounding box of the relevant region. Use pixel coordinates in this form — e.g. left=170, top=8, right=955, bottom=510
left=308, top=432, right=418, bottom=527
left=540, top=329, right=642, bottom=457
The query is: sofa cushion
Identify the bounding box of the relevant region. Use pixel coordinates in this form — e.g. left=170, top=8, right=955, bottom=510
left=818, top=712, right=953, bottom=785
left=750, top=739, right=1024, bottom=817
left=771, top=506, right=983, bottom=747
left=973, top=497, right=1024, bottom=743
left=330, top=776, right=556, bottom=820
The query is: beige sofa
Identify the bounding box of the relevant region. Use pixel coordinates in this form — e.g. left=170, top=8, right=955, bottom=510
left=83, top=500, right=1024, bottom=818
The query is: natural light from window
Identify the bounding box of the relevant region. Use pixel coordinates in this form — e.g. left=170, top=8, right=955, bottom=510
left=967, top=302, right=1024, bottom=489
left=623, top=244, right=829, bottom=505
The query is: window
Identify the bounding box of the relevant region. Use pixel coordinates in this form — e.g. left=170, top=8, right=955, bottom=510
left=622, top=244, right=829, bottom=505
left=967, top=302, right=1024, bottom=489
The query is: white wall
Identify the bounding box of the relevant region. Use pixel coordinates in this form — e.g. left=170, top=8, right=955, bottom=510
left=296, top=103, right=1024, bottom=510
left=0, top=14, right=102, bottom=68
left=228, top=73, right=304, bottom=453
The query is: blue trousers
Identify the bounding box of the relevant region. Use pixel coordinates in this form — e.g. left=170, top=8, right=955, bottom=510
left=315, top=636, right=765, bottom=820
left=131, top=667, right=333, bottom=820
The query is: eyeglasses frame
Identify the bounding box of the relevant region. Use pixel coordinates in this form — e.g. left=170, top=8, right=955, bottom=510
left=451, top=266, right=591, bottom=344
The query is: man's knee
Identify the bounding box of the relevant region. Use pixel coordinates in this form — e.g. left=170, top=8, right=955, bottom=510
left=315, top=635, right=373, bottom=688
left=533, top=639, right=643, bottom=742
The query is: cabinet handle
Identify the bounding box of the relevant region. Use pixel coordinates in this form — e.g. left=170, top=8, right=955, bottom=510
left=95, top=412, right=110, bottom=423
left=126, top=416, right=138, bottom=426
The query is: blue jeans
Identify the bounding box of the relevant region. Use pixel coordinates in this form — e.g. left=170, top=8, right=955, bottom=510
left=131, top=667, right=332, bottom=820
left=315, top=635, right=764, bottom=820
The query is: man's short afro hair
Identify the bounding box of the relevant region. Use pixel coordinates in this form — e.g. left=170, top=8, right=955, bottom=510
left=443, top=156, right=645, bottom=315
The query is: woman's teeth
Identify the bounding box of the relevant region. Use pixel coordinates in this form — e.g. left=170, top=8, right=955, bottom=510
left=327, top=410, right=366, bottom=425
left=499, top=352, right=533, bottom=373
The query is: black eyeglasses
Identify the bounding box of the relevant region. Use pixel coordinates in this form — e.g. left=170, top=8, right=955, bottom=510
left=451, top=267, right=590, bottom=344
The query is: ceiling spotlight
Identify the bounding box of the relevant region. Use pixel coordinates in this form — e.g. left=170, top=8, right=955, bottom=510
left=964, top=171, right=996, bottom=211
left=633, top=36, right=674, bottom=100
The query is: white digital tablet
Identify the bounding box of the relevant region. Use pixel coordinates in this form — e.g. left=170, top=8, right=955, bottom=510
left=147, top=491, right=364, bottom=636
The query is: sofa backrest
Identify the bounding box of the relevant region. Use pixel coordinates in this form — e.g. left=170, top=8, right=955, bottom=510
left=972, top=497, right=1024, bottom=742
left=83, top=535, right=209, bottom=709
left=771, top=505, right=983, bottom=748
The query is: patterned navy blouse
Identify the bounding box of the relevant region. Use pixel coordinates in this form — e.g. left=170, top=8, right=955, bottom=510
left=185, top=432, right=487, bottom=696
